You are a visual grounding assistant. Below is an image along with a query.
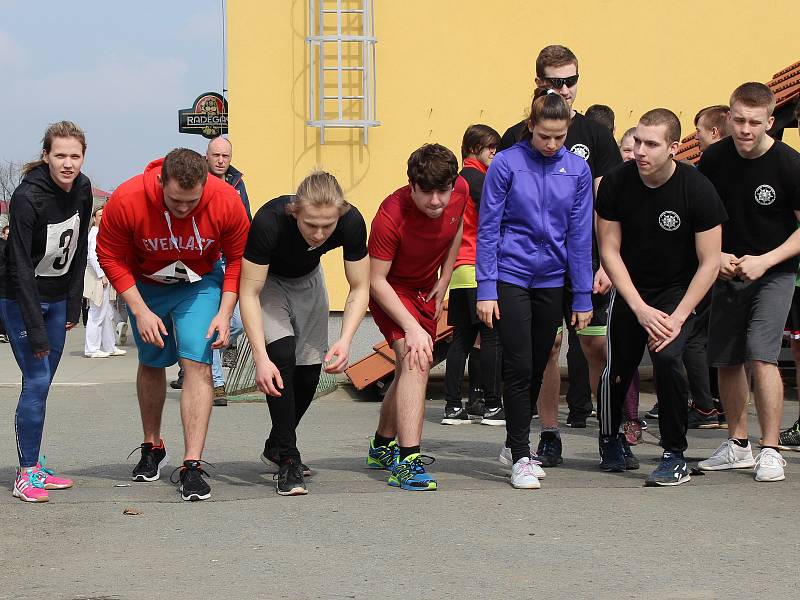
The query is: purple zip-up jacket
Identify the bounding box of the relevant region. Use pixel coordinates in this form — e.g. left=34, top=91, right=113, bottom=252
left=476, top=141, right=593, bottom=312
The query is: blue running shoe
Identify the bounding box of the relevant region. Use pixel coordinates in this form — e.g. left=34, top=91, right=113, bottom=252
left=645, top=451, right=691, bottom=487
left=366, top=438, right=398, bottom=470
left=388, top=453, right=437, bottom=491
left=599, top=435, right=626, bottom=472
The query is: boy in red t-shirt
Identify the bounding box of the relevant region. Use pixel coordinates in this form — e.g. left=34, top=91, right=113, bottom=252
left=366, top=144, right=467, bottom=491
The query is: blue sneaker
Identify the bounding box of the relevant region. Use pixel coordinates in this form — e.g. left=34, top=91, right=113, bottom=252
left=599, top=435, right=626, bottom=472
left=645, top=451, right=691, bottom=487
left=388, top=453, right=437, bottom=491
left=366, top=438, right=398, bottom=470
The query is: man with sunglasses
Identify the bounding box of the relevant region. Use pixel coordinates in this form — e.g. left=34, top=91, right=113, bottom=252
left=499, top=45, right=622, bottom=466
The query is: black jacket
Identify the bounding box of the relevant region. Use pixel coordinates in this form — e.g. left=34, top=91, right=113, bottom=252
left=0, top=164, right=92, bottom=353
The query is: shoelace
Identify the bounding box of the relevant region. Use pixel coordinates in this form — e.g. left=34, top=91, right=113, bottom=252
left=273, top=461, right=304, bottom=482
left=37, top=456, right=56, bottom=477
left=126, top=443, right=155, bottom=460
left=394, top=455, right=435, bottom=480
left=169, top=460, right=215, bottom=484
left=515, top=458, right=539, bottom=478
left=755, top=451, right=787, bottom=469
left=19, top=468, right=46, bottom=489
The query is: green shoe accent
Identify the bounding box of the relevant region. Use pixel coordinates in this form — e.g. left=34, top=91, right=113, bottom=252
left=387, top=453, right=437, bottom=491
left=366, top=438, right=398, bottom=470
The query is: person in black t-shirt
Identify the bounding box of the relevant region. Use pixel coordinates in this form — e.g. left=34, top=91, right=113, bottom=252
left=697, top=83, right=800, bottom=483
left=498, top=44, right=623, bottom=463
left=239, top=171, right=370, bottom=496
left=596, top=108, right=726, bottom=487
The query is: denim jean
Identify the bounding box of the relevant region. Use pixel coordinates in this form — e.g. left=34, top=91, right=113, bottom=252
left=0, top=298, right=67, bottom=467
left=211, top=302, right=244, bottom=387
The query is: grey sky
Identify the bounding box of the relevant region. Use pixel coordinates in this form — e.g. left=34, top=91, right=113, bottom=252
left=2, top=0, right=226, bottom=191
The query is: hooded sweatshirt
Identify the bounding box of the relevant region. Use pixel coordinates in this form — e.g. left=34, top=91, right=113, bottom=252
left=0, top=163, right=92, bottom=353
left=97, top=158, right=250, bottom=295
left=476, top=141, right=594, bottom=312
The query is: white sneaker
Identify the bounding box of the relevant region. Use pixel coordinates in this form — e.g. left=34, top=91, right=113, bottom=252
left=84, top=350, right=110, bottom=358
left=510, top=457, right=541, bottom=489
left=754, top=448, right=786, bottom=482
left=698, top=439, right=756, bottom=471
left=498, top=446, right=546, bottom=478
left=109, top=347, right=127, bottom=356
left=116, top=322, right=128, bottom=346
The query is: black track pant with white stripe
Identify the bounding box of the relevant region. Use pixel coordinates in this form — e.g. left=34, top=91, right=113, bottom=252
left=598, top=287, right=694, bottom=453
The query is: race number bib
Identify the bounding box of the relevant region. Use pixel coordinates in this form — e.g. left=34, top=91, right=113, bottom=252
left=145, top=260, right=202, bottom=284
left=35, top=212, right=80, bottom=277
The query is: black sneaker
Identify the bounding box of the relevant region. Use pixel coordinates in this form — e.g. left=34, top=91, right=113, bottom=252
left=645, top=451, right=691, bottom=487
left=481, top=405, right=506, bottom=426
left=687, top=405, right=718, bottom=429
left=276, top=459, right=308, bottom=496
left=465, top=395, right=486, bottom=422
left=441, top=404, right=471, bottom=425
left=620, top=434, right=640, bottom=470
left=778, top=419, right=800, bottom=451
left=169, top=369, right=184, bottom=390
left=128, top=441, right=169, bottom=482
left=566, top=414, right=587, bottom=428
left=645, top=403, right=659, bottom=419
left=713, top=399, right=727, bottom=429
left=172, top=460, right=212, bottom=501
left=260, top=444, right=312, bottom=476
left=599, top=435, right=626, bottom=472
left=536, top=432, right=563, bottom=467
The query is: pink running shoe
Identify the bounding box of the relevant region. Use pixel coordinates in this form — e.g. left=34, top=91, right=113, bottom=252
left=13, top=467, right=49, bottom=503
left=36, top=456, right=73, bottom=490
left=622, top=419, right=643, bottom=446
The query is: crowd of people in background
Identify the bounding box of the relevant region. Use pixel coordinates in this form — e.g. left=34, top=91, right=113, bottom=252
left=2, top=44, right=800, bottom=502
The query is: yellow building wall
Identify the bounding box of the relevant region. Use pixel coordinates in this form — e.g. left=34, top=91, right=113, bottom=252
left=228, top=0, right=800, bottom=308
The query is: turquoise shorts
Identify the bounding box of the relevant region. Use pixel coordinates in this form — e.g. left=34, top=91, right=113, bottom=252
left=130, top=263, right=223, bottom=367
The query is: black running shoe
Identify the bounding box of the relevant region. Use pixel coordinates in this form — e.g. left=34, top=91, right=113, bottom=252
left=687, top=404, right=718, bottom=429
left=260, top=444, right=312, bottom=476
left=566, top=414, right=587, bottom=428
left=169, top=369, right=184, bottom=390
left=465, top=396, right=486, bottom=422
left=778, top=419, right=800, bottom=451
left=441, top=404, right=471, bottom=425
left=128, top=441, right=169, bottom=482
left=276, top=459, right=307, bottom=496
left=599, top=435, right=625, bottom=472
left=536, top=432, right=563, bottom=467
left=620, top=434, right=640, bottom=470
left=481, top=405, right=506, bottom=426
left=171, top=460, right=212, bottom=501
left=645, top=451, right=691, bottom=487
left=645, top=403, right=659, bottom=419
left=713, top=399, right=727, bottom=429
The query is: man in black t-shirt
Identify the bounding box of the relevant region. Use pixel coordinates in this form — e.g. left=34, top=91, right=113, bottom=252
left=596, top=108, right=726, bottom=486
left=239, top=171, right=370, bottom=496
left=697, top=83, right=800, bottom=483
left=499, top=44, right=623, bottom=463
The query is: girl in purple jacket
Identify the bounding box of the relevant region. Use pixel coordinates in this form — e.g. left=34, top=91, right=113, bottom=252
left=476, top=90, right=594, bottom=489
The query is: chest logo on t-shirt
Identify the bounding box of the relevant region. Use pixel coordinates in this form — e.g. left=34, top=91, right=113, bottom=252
left=570, top=144, right=590, bottom=161
left=658, top=211, right=681, bottom=232
left=754, top=185, right=776, bottom=206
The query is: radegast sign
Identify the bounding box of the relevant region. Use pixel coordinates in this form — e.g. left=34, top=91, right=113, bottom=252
left=178, top=92, right=228, bottom=139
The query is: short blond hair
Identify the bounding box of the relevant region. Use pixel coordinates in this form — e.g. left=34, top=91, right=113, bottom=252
left=286, top=170, right=350, bottom=216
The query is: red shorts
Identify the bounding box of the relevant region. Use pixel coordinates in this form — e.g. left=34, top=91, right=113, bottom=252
left=369, top=290, right=437, bottom=346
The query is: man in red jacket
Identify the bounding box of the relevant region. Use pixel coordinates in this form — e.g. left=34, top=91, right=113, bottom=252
left=97, top=148, right=250, bottom=501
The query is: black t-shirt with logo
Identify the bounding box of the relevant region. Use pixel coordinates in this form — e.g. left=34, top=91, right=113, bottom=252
left=244, top=195, right=368, bottom=278
left=697, top=136, right=800, bottom=274
left=499, top=111, right=622, bottom=178
left=596, top=161, right=727, bottom=294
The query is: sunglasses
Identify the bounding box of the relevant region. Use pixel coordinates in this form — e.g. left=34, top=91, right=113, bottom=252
left=543, top=74, right=579, bottom=89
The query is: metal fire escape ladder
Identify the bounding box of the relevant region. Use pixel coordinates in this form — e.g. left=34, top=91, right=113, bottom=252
left=306, top=0, right=379, bottom=144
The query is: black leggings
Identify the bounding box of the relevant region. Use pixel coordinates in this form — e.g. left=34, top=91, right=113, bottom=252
left=444, top=322, right=502, bottom=408
left=496, top=283, right=564, bottom=464
left=264, top=336, right=322, bottom=461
